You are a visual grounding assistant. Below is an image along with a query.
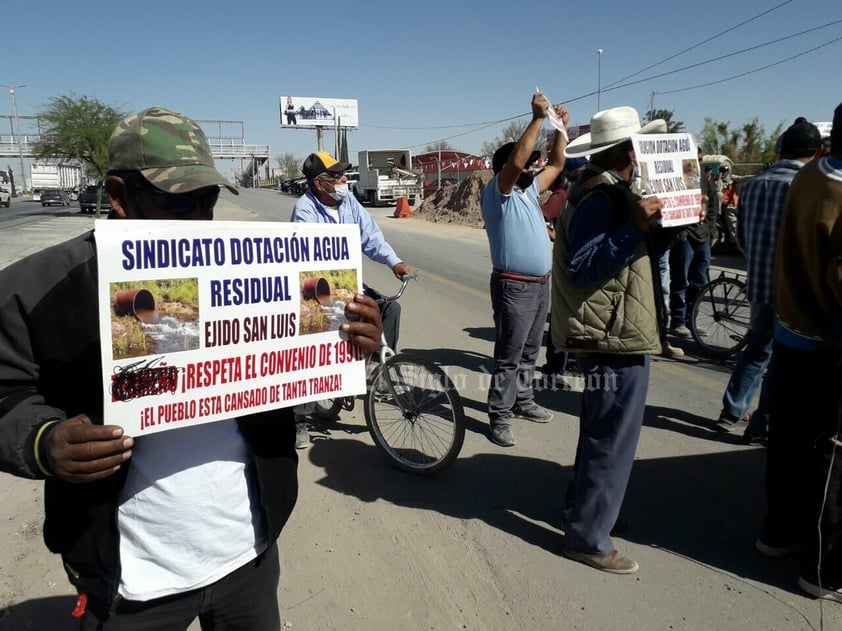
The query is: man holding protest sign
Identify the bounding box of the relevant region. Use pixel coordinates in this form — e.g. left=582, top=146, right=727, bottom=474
left=552, top=106, right=672, bottom=574
left=0, top=106, right=383, bottom=629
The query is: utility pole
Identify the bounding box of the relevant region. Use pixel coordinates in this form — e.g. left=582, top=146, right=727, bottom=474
left=1, top=84, right=27, bottom=195
left=648, top=91, right=656, bottom=121
left=596, top=49, right=603, bottom=110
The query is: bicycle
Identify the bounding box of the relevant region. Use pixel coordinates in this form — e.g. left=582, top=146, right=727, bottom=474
left=312, top=273, right=466, bottom=475
left=689, top=269, right=750, bottom=358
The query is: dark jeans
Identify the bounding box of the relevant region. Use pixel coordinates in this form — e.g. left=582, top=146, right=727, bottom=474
left=762, top=343, right=842, bottom=587
left=80, top=544, right=281, bottom=631
left=488, top=276, right=548, bottom=423
left=669, top=238, right=710, bottom=328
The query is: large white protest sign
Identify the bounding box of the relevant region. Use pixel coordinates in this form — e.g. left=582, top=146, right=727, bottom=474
left=95, top=220, right=365, bottom=435
left=632, top=132, right=702, bottom=227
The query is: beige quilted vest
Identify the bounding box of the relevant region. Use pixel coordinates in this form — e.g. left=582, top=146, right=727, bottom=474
left=550, top=171, right=661, bottom=355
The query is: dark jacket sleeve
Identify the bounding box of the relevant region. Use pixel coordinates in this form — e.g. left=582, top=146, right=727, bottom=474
left=0, top=233, right=100, bottom=479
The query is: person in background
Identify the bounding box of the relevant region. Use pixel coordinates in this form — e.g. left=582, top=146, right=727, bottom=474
left=759, top=102, right=842, bottom=603
left=0, top=107, right=384, bottom=629
left=718, top=163, right=739, bottom=249
left=668, top=161, right=718, bottom=339
left=481, top=92, right=569, bottom=448
left=552, top=106, right=667, bottom=574
left=715, top=119, right=822, bottom=441
left=291, top=151, right=411, bottom=449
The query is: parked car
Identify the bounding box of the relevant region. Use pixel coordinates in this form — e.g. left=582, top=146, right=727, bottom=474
left=0, top=186, right=10, bottom=208
left=41, top=189, right=70, bottom=207
left=289, top=177, right=309, bottom=195
left=280, top=178, right=296, bottom=193
left=79, top=185, right=112, bottom=214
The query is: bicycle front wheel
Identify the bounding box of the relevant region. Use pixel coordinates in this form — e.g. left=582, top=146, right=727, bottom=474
left=364, top=353, right=465, bottom=475
left=690, top=276, right=750, bottom=358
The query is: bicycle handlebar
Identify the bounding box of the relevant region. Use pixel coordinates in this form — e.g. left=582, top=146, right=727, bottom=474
left=380, top=271, right=419, bottom=303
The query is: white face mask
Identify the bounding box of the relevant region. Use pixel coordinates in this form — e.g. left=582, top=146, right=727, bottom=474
left=327, top=182, right=350, bottom=201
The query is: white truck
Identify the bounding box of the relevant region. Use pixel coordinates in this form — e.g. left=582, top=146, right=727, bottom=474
left=354, top=149, right=423, bottom=206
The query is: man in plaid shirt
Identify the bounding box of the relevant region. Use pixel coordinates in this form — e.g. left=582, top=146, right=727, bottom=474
left=715, top=119, right=822, bottom=441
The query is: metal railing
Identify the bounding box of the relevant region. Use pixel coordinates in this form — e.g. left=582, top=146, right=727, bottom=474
left=0, top=136, right=270, bottom=160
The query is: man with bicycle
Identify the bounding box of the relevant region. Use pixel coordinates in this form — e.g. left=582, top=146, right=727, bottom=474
left=291, top=151, right=412, bottom=448
left=715, top=119, right=822, bottom=441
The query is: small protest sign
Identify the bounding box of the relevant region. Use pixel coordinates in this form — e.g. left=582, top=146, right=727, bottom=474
left=632, top=133, right=702, bottom=227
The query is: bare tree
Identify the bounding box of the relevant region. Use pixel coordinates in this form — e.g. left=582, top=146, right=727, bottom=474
left=424, top=140, right=454, bottom=153
left=275, top=152, right=302, bottom=180
left=480, top=119, right=531, bottom=157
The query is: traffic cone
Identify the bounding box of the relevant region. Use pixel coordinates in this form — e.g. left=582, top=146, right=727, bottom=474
left=394, top=196, right=413, bottom=218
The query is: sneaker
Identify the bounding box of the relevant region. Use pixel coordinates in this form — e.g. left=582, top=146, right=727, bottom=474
left=660, top=341, right=685, bottom=357
left=669, top=325, right=693, bottom=339
left=715, top=410, right=749, bottom=433
left=755, top=539, right=799, bottom=558
left=490, top=423, right=516, bottom=447
left=295, top=420, right=310, bottom=449
left=562, top=548, right=639, bottom=574
left=798, top=576, right=842, bottom=603
left=512, top=402, right=553, bottom=423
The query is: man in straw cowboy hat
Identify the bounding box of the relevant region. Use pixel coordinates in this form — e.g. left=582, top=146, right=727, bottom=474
left=551, top=105, right=703, bottom=574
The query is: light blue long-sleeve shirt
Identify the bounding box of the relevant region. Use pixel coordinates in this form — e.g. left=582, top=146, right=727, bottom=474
left=291, top=191, right=402, bottom=269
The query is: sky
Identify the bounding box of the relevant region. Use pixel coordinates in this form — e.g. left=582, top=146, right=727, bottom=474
left=3, top=0, right=840, bottom=177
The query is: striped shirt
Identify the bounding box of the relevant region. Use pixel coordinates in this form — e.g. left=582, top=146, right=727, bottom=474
left=737, top=159, right=804, bottom=304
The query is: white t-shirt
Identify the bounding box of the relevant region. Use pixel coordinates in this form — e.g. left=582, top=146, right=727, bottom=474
left=117, top=419, right=267, bottom=601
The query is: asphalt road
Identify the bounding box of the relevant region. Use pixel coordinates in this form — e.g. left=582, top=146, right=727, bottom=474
left=0, top=189, right=837, bottom=631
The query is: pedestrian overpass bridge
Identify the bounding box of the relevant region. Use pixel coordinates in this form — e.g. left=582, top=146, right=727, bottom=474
left=0, top=115, right=270, bottom=185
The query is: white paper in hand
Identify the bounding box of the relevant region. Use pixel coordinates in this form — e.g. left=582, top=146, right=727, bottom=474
left=540, top=89, right=569, bottom=142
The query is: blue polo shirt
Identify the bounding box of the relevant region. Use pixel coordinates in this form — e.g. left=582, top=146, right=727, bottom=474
left=481, top=177, right=551, bottom=276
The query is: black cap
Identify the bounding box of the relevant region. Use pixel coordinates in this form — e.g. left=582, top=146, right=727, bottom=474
left=492, top=142, right=541, bottom=175
left=780, top=120, right=822, bottom=157
left=302, top=151, right=351, bottom=179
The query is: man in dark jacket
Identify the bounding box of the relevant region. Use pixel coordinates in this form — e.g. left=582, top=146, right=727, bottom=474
left=0, top=106, right=383, bottom=629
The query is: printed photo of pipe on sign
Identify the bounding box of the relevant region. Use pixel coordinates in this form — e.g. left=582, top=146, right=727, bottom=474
left=94, top=220, right=364, bottom=435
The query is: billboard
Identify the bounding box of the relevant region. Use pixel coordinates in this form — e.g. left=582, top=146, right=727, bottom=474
left=280, top=96, right=359, bottom=129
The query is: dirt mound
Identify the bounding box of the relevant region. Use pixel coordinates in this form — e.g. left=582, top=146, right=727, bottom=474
left=414, top=171, right=551, bottom=228
left=414, top=171, right=493, bottom=228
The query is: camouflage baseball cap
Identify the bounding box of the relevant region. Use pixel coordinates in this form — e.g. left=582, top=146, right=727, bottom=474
left=108, top=106, right=238, bottom=195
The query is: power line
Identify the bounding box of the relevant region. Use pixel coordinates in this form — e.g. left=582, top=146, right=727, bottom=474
left=598, top=19, right=842, bottom=94
left=359, top=13, right=840, bottom=151
left=603, top=0, right=793, bottom=89
left=657, top=35, right=842, bottom=95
